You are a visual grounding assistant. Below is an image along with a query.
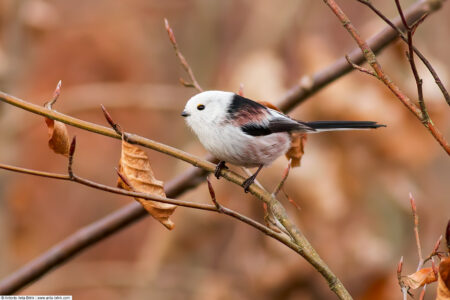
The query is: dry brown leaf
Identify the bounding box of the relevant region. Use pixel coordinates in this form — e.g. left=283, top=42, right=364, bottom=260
left=437, top=258, right=450, bottom=300
left=402, top=267, right=437, bottom=290
left=257, top=100, right=307, bottom=167
left=44, top=118, right=70, bottom=156
left=117, top=140, right=176, bottom=230
left=285, top=133, right=307, bottom=167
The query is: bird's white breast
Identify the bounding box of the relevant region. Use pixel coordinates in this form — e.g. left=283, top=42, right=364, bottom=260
left=190, top=120, right=291, bottom=167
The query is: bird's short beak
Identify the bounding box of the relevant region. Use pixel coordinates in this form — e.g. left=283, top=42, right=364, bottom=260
left=181, top=111, right=190, bottom=117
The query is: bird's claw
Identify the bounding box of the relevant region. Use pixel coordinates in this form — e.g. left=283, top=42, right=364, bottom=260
left=242, top=176, right=255, bottom=193
left=214, top=161, right=228, bottom=179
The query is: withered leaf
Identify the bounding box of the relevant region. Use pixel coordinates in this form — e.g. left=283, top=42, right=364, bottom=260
left=44, top=118, right=70, bottom=156
left=257, top=100, right=307, bottom=167
left=117, top=140, right=176, bottom=230
left=285, top=133, right=307, bottom=167
left=402, top=267, right=437, bottom=290
left=437, top=258, right=450, bottom=300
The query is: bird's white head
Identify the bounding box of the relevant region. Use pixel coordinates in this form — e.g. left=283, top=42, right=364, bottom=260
left=181, top=90, right=234, bottom=130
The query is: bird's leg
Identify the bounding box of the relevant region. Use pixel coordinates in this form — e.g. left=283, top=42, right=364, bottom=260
left=242, top=164, right=264, bottom=193
left=214, top=161, right=228, bottom=179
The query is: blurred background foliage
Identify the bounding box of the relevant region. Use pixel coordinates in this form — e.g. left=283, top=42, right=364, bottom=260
left=0, top=0, right=449, bottom=299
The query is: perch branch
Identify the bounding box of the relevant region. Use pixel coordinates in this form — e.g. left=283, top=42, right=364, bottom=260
left=0, top=92, right=351, bottom=299
left=0, top=153, right=320, bottom=296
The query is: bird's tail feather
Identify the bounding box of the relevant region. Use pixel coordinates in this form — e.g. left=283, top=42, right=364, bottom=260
left=303, top=121, right=386, bottom=132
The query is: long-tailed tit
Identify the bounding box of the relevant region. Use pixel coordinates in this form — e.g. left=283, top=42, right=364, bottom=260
left=181, top=90, right=385, bottom=192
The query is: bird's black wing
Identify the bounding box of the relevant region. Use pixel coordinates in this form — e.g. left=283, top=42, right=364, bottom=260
left=242, top=116, right=313, bottom=136
left=228, top=94, right=313, bottom=136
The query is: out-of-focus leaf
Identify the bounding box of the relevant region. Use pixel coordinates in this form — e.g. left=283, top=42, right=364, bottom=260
left=117, top=140, right=176, bottom=230
left=257, top=101, right=307, bottom=167
left=44, top=118, right=70, bottom=156
left=402, top=267, right=437, bottom=290
left=437, top=258, right=450, bottom=300
left=285, top=133, right=307, bottom=167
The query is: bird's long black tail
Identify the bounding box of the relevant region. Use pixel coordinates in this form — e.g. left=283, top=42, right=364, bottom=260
left=303, top=121, right=386, bottom=132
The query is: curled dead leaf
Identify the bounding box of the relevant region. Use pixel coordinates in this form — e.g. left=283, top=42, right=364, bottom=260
left=257, top=100, right=307, bottom=167
left=117, top=140, right=176, bottom=230
left=437, top=258, right=450, bottom=300
left=44, top=118, right=70, bottom=156
left=402, top=267, right=437, bottom=290
left=285, top=133, right=307, bottom=167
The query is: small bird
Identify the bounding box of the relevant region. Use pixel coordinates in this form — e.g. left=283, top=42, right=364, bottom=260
left=181, top=91, right=385, bottom=192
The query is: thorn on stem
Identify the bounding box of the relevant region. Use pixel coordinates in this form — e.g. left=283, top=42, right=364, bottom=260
left=101, top=104, right=123, bottom=135
left=238, top=83, right=244, bottom=96
left=164, top=18, right=177, bottom=45
left=206, top=177, right=223, bottom=213
left=345, top=55, right=378, bottom=78
left=45, top=80, right=62, bottom=109
left=397, top=256, right=403, bottom=277
left=179, top=78, right=195, bottom=88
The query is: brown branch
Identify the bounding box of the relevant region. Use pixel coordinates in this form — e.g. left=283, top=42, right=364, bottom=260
left=356, top=0, right=450, bottom=107
left=345, top=55, right=378, bottom=78
left=394, top=0, right=430, bottom=122
left=278, top=0, right=444, bottom=112
left=409, top=193, right=424, bottom=271
left=164, top=18, right=203, bottom=92
left=323, top=0, right=449, bottom=155
left=272, top=159, right=292, bottom=196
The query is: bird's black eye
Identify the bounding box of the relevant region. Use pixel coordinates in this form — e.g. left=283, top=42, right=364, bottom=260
left=197, top=104, right=205, bottom=111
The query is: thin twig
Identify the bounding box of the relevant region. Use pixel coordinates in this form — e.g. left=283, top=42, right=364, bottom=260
left=206, top=177, right=224, bottom=213
left=355, top=0, right=450, bottom=107
left=100, top=104, right=123, bottom=135
left=272, top=159, right=292, bottom=196
left=423, top=235, right=443, bottom=264
left=396, top=256, right=409, bottom=299
left=394, top=0, right=430, bottom=122
left=164, top=18, right=203, bottom=92
left=345, top=55, right=378, bottom=78
left=44, top=80, right=62, bottom=109
left=409, top=193, right=424, bottom=271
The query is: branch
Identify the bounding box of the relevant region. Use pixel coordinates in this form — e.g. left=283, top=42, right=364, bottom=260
left=0, top=151, right=317, bottom=296
left=164, top=18, right=203, bottom=92
left=356, top=0, right=450, bottom=108
left=323, top=0, right=449, bottom=155
left=394, top=0, right=429, bottom=121
left=278, top=0, right=444, bottom=112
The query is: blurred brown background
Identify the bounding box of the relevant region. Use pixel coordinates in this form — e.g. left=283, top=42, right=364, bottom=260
left=0, top=0, right=449, bottom=299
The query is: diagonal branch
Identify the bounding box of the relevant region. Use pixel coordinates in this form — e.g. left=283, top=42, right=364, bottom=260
left=278, top=0, right=444, bottom=112
left=356, top=0, right=450, bottom=108
left=323, top=0, right=449, bottom=155
left=394, top=0, right=429, bottom=121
